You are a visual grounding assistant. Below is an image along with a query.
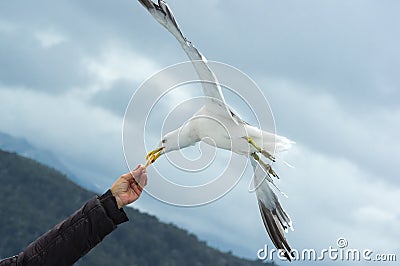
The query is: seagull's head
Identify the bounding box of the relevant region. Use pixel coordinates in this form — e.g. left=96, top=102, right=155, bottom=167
left=145, top=127, right=196, bottom=166
left=145, top=130, right=178, bottom=167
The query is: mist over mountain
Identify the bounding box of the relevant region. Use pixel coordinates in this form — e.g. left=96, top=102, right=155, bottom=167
left=0, top=132, right=97, bottom=191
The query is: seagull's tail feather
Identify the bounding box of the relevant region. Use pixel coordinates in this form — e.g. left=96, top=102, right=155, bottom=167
left=272, top=133, right=295, bottom=153
left=251, top=156, right=293, bottom=261
left=246, top=125, right=294, bottom=154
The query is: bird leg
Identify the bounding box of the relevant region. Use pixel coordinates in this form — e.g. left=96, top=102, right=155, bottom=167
left=246, top=136, right=276, bottom=162
left=251, top=153, right=279, bottom=179
left=251, top=153, right=287, bottom=198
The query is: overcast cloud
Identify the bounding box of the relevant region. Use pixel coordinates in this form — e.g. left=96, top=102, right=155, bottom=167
left=1, top=0, right=399, bottom=264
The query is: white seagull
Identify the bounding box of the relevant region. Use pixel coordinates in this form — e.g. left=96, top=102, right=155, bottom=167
left=138, top=0, right=294, bottom=260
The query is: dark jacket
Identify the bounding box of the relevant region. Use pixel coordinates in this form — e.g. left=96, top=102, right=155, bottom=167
left=0, top=190, right=128, bottom=266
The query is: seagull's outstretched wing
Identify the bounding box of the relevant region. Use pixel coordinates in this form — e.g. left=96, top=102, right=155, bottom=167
left=138, top=0, right=234, bottom=119
left=250, top=156, right=293, bottom=261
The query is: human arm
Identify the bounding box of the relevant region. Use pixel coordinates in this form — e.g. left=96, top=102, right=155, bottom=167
left=0, top=165, right=147, bottom=266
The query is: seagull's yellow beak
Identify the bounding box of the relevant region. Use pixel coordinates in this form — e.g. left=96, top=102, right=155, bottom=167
left=145, top=147, right=165, bottom=167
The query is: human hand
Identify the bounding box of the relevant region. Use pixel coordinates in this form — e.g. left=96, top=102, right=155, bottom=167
left=111, top=165, right=147, bottom=209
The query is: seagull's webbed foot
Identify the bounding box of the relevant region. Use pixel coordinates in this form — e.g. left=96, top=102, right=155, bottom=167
left=246, top=136, right=276, bottom=162
left=261, top=150, right=276, bottom=163
left=251, top=153, right=279, bottom=180
left=145, top=147, right=165, bottom=167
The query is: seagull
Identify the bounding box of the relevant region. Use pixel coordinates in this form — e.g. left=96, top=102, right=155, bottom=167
left=138, top=0, right=294, bottom=260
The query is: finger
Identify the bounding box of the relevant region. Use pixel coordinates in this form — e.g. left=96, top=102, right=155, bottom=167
left=138, top=165, right=146, bottom=174
left=132, top=175, right=146, bottom=194
left=133, top=179, right=141, bottom=191
left=131, top=178, right=139, bottom=186
left=122, top=166, right=140, bottom=179
left=132, top=165, right=145, bottom=179
left=138, top=172, right=147, bottom=188
left=135, top=171, right=143, bottom=185
left=121, top=172, right=133, bottom=181
left=131, top=183, right=143, bottom=195
left=139, top=168, right=146, bottom=177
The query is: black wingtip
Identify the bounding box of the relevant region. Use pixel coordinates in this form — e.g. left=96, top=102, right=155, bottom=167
left=138, top=0, right=154, bottom=10
left=258, top=200, right=293, bottom=261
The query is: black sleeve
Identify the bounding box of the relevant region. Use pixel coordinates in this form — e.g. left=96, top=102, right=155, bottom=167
left=0, top=190, right=128, bottom=266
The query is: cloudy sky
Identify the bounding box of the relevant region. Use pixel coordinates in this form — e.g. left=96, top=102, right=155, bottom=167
left=1, top=0, right=399, bottom=264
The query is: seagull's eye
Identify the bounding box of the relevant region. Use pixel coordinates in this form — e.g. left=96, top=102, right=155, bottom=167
left=162, top=139, right=166, bottom=144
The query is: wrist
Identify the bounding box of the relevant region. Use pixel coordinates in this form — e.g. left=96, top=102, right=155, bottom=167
left=98, top=190, right=129, bottom=225
left=116, top=197, right=123, bottom=209
left=110, top=188, right=123, bottom=209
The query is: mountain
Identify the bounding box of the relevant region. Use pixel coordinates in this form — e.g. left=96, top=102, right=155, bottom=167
left=0, top=150, right=271, bottom=266
left=0, top=132, right=70, bottom=175
left=0, top=132, right=97, bottom=191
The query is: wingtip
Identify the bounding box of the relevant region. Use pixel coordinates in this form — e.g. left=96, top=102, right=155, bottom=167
left=138, top=0, right=154, bottom=10
left=258, top=200, right=293, bottom=261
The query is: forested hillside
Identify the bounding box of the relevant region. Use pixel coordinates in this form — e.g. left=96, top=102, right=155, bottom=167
left=0, top=150, right=271, bottom=266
